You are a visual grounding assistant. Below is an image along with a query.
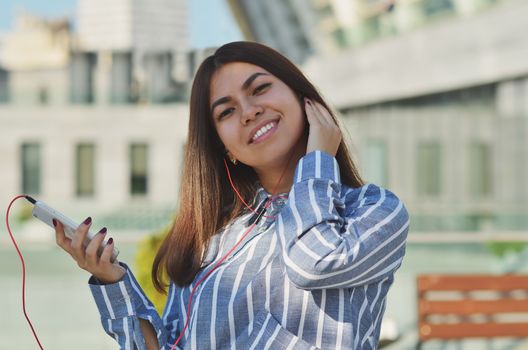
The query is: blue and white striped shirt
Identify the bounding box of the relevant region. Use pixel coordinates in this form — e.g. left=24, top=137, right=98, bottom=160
left=89, top=151, right=409, bottom=349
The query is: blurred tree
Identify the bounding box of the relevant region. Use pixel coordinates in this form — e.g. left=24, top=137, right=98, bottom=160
left=134, top=227, right=169, bottom=314
left=486, top=241, right=527, bottom=258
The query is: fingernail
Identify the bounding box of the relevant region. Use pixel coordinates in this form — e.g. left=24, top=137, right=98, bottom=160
left=83, top=217, right=92, bottom=225
left=52, top=219, right=57, bottom=227
left=107, top=237, right=113, bottom=245
left=98, top=227, right=107, bottom=235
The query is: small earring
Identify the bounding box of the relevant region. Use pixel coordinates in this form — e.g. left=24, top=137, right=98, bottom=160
left=226, top=152, right=238, bottom=165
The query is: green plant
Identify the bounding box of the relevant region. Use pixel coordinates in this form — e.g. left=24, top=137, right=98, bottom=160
left=486, top=241, right=527, bottom=258
left=134, top=227, right=169, bottom=314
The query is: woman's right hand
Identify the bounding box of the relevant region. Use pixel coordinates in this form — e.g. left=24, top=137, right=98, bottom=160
left=304, top=98, right=342, bottom=157
left=54, top=217, right=126, bottom=284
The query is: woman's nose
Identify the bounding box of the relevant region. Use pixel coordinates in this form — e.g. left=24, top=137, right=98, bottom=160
left=241, top=102, right=263, bottom=125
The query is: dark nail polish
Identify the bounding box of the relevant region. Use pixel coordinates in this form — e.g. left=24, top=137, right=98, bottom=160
left=108, top=237, right=113, bottom=245
left=52, top=219, right=57, bottom=227
left=99, top=227, right=107, bottom=235
left=83, top=217, right=92, bottom=225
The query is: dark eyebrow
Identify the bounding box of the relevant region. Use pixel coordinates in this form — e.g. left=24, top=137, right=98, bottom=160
left=211, top=72, right=269, bottom=113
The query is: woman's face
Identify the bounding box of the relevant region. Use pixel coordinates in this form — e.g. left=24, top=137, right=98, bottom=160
left=210, top=62, right=306, bottom=170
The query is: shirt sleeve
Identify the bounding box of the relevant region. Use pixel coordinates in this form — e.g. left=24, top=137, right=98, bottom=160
left=88, top=263, right=181, bottom=349
left=276, top=150, right=410, bottom=290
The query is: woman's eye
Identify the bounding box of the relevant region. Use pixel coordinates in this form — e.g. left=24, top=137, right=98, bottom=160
left=218, top=107, right=234, bottom=119
left=253, top=83, right=271, bottom=95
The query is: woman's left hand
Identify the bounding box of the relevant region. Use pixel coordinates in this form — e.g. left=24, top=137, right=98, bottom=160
left=304, top=98, right=342, bottom=156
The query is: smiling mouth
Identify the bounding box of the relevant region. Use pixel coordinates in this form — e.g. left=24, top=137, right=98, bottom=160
left=250, top=120, right=279, bottom=144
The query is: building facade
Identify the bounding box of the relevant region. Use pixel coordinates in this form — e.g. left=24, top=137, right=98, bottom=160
left=1, top=0, right=527, bottom=238
left=1, top=13, right=71, bottom=106
left=74, top=0, right=189, bottom=105
left=228, top=0, right=503, bottom=64
left=301, top=0, right=528, bottom=232
left=0, top=3, right=207, bottom=237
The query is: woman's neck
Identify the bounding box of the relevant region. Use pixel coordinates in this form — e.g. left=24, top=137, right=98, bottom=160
left=256, top=164, right=295, bottom=195
left=254, top=140, right=307, bottom=195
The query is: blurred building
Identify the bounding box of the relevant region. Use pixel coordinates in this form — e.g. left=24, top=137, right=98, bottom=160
left=1, top=13, right=71, bottom=105
left=0, top=3, right=216, bottom=236
left=229, top=0, right=528, bottom=233
left=0, top=67, right=7, bottom=102
left=228, top=0, right=501, bottom=64
left=0, top=33, right=8, bottom=102
left=2, top=0, right=527, bottom=237
left=0, top=1, right=200, bottom=107
left=72, top=0, right=189, bottom=104
left=77, top=0, right=187, bottom=52
left=305, top=0, right=528, bottom=232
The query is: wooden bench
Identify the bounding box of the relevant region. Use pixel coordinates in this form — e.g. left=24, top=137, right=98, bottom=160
left=416, top=274, right=528, bottom=349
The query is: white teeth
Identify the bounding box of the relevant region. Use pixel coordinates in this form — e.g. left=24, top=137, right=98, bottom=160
left=252, top=122, right=275, bottom=141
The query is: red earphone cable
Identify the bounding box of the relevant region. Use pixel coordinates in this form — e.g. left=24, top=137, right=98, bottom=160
left=170, top=219, right=258, bottom=349
left=171, top=157, right=292, bottom=349
left=6, top=195, right=45, bottom=350
left=222, top=159, right=288, bottom=219
left=8, top=150, right=296, bottom=349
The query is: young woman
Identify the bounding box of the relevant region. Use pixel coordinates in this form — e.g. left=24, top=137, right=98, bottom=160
left=54, top=41, right=409, bottom=349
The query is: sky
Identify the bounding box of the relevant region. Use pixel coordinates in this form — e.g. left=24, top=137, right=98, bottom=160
left=0, top=0, right=243, bottom=48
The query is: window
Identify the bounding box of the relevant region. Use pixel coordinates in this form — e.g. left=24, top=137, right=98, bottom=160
left=364, top=140, right=388, bottom=187
left=332, top=28, right=348, bottom=49
left=111, top=52, right=132, bottom=104
left=38, top=87, right=49, bottom=105
left=0, top=69, right=8, bottom=103
left=76, top=143, right=95, bottom=196
left=70, top=52, right=96, bottom=104
left=468, top=142, right=492, bottom=197
left=422, top=0, right=454, bottom=17
left=417, top=142, right=441, bottom=196
left=21, top=143, right=41, bottom=194
left=130, top=143, right=148, bottom=196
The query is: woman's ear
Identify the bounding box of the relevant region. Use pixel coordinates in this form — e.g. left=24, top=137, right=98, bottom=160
left=297, top=92, right=307, bottom=115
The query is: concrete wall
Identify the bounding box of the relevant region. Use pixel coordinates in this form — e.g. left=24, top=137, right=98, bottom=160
left=9, top=68, right=70, bottom=105
left=303, top=0, right=528, bottom=109
left=0, top=105, right=188, bottom=219
left=298, top=0, right=528, bottom=231
left=77, top=0, right=187, bottom=52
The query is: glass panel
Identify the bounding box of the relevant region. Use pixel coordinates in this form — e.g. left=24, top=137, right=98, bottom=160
left=38, top=87, right=49, bottom=105
left=21, top=143, right=41, bottom=194
left=76, top=144, right=95, bottom=196
left=364, top=140, right=388, bottom=187
left=417, top=142, right=441, bottom=196
left=422, top=0, right=454, bottom=17
left=130, top=144, right=148, bottom=195
left=468, top=142, right=492, bottom=197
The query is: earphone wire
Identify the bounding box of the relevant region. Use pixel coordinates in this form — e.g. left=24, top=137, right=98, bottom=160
left=170, top=151, right=294, bottom=349
left=6, top=195, right=45, bottom=350
left=7, top=148, right=296, bottom=350
left=223, top=159, right=289, bottom=220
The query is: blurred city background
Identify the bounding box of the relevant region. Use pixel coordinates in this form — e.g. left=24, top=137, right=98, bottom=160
left=1, top=0, right=528, bottom=349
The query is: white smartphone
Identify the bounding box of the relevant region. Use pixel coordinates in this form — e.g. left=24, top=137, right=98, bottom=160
left=29, top=197, right=119, bottom=262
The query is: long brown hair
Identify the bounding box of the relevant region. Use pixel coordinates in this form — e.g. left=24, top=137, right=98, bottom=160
left=152, top=41, right=364, bottom=290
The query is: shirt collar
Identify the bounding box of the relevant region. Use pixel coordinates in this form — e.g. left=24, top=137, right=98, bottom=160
left=200, top=185, right=289, bottom=268
left=251, top=185, right=288, bottom=226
